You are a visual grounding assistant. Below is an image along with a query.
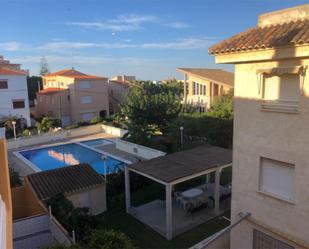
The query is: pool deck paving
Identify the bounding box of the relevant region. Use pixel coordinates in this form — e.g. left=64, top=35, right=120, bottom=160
left=8, top=132, right=140, bottom=177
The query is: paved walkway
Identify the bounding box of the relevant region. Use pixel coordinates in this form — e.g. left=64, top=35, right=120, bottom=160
left=131, top=197, right=230, bottom=238
left=96, top=143, right=142, bottom=164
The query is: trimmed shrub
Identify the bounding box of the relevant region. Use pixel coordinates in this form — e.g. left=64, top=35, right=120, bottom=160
left=88, top=229, right=136, bottom=249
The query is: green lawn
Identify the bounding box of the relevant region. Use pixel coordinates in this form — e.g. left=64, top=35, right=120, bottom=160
left=97, top=184, right=230, bottom=249
left=96, top=209, right=229, bottom=249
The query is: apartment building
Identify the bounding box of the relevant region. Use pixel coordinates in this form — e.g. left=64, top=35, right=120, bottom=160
left=0, top=56, right=30, bottom=126
left=111, top=75, right=136, bottom=82
left=0, top=128, right=13, bottom=249
left=108, top=78, right=131, bottom=114
left=177, top=68, right=234, bottom=111
left=209, top=4, right=309, bottom=249
left=35, top=68, right=109, bottom=126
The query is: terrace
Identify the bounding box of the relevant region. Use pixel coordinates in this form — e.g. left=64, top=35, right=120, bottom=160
left=125, top=145, right=232, bottom=240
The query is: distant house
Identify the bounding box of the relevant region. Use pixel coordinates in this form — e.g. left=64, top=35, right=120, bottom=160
left=209, top=4, right=309, bottom=249
left=35, top=68, right=109, bottom=126
left=0, top=55, right=31, bottom=126
left=111, top=75, right=136, bottom=82
left=177, top=68, right=234, bottom=111
left=25, top=164, right=107, bottom=215
left=108, top=79, right=131, bottom=114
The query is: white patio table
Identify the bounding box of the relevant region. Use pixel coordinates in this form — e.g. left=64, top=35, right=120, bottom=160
left=182, top=188, right=203, bottom=198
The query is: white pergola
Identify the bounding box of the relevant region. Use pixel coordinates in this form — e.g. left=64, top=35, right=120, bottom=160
left=124, top=145, right=232, bottom=240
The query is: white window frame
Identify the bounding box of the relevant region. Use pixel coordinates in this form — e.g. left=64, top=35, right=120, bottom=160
left=80, top=96, right=93, bottom=104
left=259, top=157, right=295, bottom=203
left=257, top=66, right=307, bottom=113
left=80, top=81, right=91, bottom=89
left=81, top=112, right=95, bottom=121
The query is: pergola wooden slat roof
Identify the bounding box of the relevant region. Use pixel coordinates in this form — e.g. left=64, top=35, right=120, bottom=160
left=128, top=145, right=232, bottom=184
left=125, top=145, right=233, bottom=240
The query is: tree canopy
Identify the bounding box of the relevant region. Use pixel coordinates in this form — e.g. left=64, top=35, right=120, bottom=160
left=121, top=81, right=182, bottom=143
left=207, top=90, right=234, bottom=119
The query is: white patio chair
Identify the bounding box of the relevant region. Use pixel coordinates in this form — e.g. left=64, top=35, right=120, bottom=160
left=174, top=191, right=183, bottom=204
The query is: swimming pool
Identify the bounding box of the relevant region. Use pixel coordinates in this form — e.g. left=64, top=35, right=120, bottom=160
left=80, top=138, right=113, bottom=147
left=19, top=143, right=125, bottom=175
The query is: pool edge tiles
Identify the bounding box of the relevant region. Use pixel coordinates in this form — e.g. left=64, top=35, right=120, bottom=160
left=15, top=139, right=131, bottom=175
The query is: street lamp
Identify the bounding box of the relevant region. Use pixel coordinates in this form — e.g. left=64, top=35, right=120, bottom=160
left=102, top=155, right=107, bottom=180
left=179, top=126, right=184, bottom=150
left=12, top=120, right=17, bottom=140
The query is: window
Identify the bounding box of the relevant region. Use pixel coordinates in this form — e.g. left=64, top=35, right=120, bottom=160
left=203, top=85, right=206, bottom=95
left=192, top=82, right=196, bottom=95
left=80, top=81, right=91, bottom=89
left=81, top=112, right=95, bottom=121
left=80, top=96, right=92, bottom=104
left=0, top=80, right=8, bottom=89
left=196, top=83, right=199, bottom=95
left=200, top=84, right=203, bottom=95
left=253, top=230, right=294, bottom=249
left=12, top=100, right=25, bottom=109
left=259, top=157, right=294, bottom=202
left=262, top=74, right=299, bottom=113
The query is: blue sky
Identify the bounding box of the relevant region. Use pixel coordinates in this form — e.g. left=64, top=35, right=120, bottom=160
left=1, top=0, right=308, bottom=79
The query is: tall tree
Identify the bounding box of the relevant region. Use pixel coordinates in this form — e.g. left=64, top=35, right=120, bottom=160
left=121, top=81, right=182, bottom=143
left=39, top=56, right=50, bottom=76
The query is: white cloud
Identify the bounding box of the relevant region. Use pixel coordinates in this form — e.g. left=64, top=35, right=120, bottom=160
left=12, top=55, right=147, bottom=66
left=66, top=14, right=158, bottom=32
left=39, top=41, right=137, bottom=51
left=164, top=22, right=190, bottom=29
left=142, top=38, right=214, bottom=49
left=0, top=42, right=23, bottom=51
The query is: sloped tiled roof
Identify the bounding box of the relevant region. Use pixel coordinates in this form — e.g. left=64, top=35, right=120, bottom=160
left=177, top=68, right=234, bottom=87
left=129, top=145, right=232, bottom=184
left=0, top=67, right=28, bottom=76
left=26, top=164, right=105, bottom=201
left=36, top=88, right=67, bottom=95
left=45, top=68, right=107, bottom=80
left=209, top=19, right=309, bottom=54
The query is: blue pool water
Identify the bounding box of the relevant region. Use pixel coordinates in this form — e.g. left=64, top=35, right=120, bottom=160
left=20, top=143, right=125, bottom=174
left=80, top=138, right=113, bottom=147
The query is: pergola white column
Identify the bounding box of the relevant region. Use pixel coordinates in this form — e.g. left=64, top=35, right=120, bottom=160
left=214, top=167, right=221, bottom=215
left=165, top=184, right=173, bottom=240
left=125, top=166, right=131, bottom=213
left=125, top=162, right=232, bottom=240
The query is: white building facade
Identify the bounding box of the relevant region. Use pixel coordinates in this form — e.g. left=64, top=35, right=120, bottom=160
left=0, top=57, right=30, bottom=126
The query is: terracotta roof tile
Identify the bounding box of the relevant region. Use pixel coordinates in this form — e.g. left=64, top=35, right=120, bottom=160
left=177, top=68, right=234, bottom=86
left=0, top=68, right=28, bottom=76
left=26, top=164, right=105, bottom=201
left=209, top=19, right=309, bottom=54
left=45, top=68, right=107, bottom=80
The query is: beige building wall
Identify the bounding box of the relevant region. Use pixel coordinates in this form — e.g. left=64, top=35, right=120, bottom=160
left=210, top=45, right=309, bottom=248
left=66, top=185, right=106, bottom=215
left=180, top=73, right=232, bottom=111
left=38, top=74, right=109, bottom=125
left=0, top=130, right=13, bottom=249
left=36, top=90, right=71, bottom=121
left=69, top=79, right=109, bottom=124
left=108, top=80, right=130, bottom=113
left=11, top=183, right=45, bottom=220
